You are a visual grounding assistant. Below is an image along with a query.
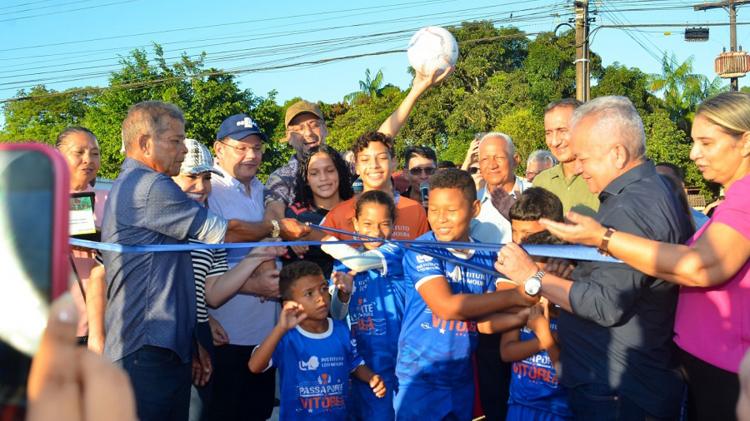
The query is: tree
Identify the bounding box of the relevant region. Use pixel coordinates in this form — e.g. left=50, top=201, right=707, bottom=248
left=649, top=54, right=724, bottom=128
left=592, top=63, right=660, bottom=114
left=82, top=45, right=276, bottom=178
left=344, top=68, right=385, bottom=103
left=0, top=85, right=92, bottom=143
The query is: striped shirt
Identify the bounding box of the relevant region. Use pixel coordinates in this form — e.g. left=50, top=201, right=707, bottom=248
left=189, top=240, right=229, bottom=323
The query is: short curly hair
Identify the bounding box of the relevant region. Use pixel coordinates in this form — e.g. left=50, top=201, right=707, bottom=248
left=428, top=168, right=477, bottom=203
left=351, top=131, right=394, bottom=159
left=279, top=261, right=324, bottom=300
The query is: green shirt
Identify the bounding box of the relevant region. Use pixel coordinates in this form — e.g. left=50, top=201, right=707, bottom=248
left=533, top=164, right=600, bottom=217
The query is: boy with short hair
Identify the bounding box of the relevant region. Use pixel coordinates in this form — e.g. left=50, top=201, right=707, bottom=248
left=322, top=131, right=428, bottom=241
left=395, top=168, right=536, bottom=420
left=501, top=187, right=572, bottom=421
left=248, top=261, right=385, bottom=420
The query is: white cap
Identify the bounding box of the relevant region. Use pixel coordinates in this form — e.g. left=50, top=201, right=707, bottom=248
left=180, top=138, right=221, bottom=175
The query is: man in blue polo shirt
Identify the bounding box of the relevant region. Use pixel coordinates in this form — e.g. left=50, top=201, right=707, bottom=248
left=101, top=101, right=308, bottom=421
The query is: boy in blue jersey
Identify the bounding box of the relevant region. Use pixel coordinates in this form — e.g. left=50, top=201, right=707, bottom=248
left=395, top=169, right=537, bottom=421
left=501, top=188, right=572, bottom=420
left=248, top=261, right=386, bottom=420
left=321, top=190, right=406, bottom=420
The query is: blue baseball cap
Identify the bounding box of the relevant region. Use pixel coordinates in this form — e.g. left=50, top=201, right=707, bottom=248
left=216, top=113, right=267, bottom=142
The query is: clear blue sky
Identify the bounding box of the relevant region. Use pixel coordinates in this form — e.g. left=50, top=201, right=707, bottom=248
left=1, top=0, right=748, bottom=118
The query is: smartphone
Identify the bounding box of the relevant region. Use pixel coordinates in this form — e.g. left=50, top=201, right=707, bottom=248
left=0, top=143, right=69, bottom=417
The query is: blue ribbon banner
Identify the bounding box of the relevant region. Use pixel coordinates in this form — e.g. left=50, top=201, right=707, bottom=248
left=70, top=224, right=619, bottom=279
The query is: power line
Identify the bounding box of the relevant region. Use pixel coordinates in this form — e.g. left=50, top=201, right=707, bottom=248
left=0, top=31, right=541, bottom=104
left=0, top=0, right=139, bottom=23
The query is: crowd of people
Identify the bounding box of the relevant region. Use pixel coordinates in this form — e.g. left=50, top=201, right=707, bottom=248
left=32, top=69, right=750, bottom=421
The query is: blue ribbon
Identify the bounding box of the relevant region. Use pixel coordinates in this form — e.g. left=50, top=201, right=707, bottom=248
left=70, top=225, right=620, bottom=269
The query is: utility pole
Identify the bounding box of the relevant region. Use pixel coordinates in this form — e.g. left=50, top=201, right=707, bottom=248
left=574, top=0, right=590, bottom=101
left=694, top=0, right=750, bottom=90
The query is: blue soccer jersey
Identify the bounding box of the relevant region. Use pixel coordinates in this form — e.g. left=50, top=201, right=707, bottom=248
left=269, top=318, right=364, bottom=420
left=332, top=242, right=406, bottom=420
left=396, top=232, right=499, bottom=389
left=507, top=319, right=572, bottom=420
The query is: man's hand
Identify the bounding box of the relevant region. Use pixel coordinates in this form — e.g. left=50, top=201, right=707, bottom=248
left=291, top=245, right=309, bottom=258
left=243, top=266, right=281, bottom=299
left=544, top=258, right=576, bottom=279
left=279, top=218, right=311, bottom=240
left=495, top=243, right=541, bottom=284
left=461, top=138, right=480, bottom=170
left=526, top=301, right=555, bottom=349
left=208, top=316, right=229, bottom=346
left=191, top=342, right=212, bottom=387
left=278, top=301, right=307, bottom=332
left=248, top=243, right=287, bottom=261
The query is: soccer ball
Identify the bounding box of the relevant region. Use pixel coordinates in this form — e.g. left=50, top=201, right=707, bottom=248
left=407, top=26, right=459, bottom=75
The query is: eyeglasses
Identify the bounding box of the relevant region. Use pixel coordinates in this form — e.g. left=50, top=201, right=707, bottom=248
left=287, top=119, right=323, bottom=134
left=220, top=141, right=264, bottom=155
left=409, top=166, right=436, bottom=176
left=468, top=167, right=480, bottom=175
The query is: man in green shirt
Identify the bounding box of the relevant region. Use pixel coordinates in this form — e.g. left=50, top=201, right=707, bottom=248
left=533, top=98, right=599, bottom=217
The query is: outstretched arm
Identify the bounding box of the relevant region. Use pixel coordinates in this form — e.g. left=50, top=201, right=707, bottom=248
left=541, top=212, right=750, bottom=288
left=377, top=66, right=454, bottom=137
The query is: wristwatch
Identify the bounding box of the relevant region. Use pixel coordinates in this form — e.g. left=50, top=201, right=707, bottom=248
left=270, top=219, right=281, bottom=238
left=524, top=270, right=545, bottom=296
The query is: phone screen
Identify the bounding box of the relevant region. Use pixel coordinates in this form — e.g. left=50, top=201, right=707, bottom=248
left=0, top=146, right=68, bottom=411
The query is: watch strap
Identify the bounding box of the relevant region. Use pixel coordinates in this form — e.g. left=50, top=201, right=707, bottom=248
left=598, top=227, right=616, bottom=256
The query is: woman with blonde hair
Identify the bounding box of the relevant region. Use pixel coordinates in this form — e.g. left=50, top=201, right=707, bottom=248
left=542, top=91, right=750, bottom=420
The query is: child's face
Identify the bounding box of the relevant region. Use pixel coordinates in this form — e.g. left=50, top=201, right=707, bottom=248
left=353, top=202, right=393, bottom=250
left=355, top=142, right=394, bottom=191
left=511, top=219, right=546, bottom=244
left=427, top=187, right=480, bottom=243
left=288, top=274, right=330, bottom=321
left=307, top=152, right=340, bottom=201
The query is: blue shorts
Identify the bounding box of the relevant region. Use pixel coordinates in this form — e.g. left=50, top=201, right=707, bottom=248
left=507, top=403, right=571, bottom=421
left=350, top=375, right=397, bottom=421
left=394, top=381, right=473, bottom=421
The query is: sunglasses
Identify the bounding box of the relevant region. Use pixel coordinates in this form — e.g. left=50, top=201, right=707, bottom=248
left=409, top=166, right=436, bottom=176
left=468, top=167, right=480, bottom=175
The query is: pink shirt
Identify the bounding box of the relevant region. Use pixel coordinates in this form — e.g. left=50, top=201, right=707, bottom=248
left=70, top=186, right=108, bottom=337
left=674, top=174, right=750, bottom=373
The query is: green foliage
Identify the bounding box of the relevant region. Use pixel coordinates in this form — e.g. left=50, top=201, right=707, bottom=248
left=643, top=108, right=713, bottom=196
left=0, top=21, right=709, bottom=203
left=0, top=85, right=92, bottom=143
left=592, top=63, right=658, bottom=114
left=82, top=46, right=272, bottom=178
left=649, top=54, right=725, bottom=129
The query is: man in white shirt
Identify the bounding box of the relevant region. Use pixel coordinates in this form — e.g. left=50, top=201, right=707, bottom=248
left=207, top=113, right=281, bottom=421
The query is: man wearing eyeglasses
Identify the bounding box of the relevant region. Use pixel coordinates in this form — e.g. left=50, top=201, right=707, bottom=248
left=207, top=113, right=299, bottom=421
left=403, top=146, right=437, bottom=203
left=263, top=67, right=454, bottom=223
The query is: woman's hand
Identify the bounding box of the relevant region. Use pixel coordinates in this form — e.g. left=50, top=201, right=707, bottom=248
left=540, top=211, right=608, bottom=247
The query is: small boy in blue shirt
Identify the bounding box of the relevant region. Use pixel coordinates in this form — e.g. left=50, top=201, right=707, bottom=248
left=322, top=190, right=406, bottom=420
left=501, top=187, right=572, bottom=420
left=248, top=261, right=386, bottom=420
left=395, top=169, right=536, bottom=420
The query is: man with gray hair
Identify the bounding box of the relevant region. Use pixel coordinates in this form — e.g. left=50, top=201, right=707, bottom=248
left=496, top=96, right=692, bottom=419
left=470, top=132, right=531, bottom=244
left=524, top=149, right=556, bottom=182
left=100, top=101, right=308, bottom=421
left=468, top=131, right=530, bottom=421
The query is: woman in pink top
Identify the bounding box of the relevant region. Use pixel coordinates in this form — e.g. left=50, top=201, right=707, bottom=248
left=56, top=127, right=107, bottom=353
left=542, top=91, right=750, bottom=420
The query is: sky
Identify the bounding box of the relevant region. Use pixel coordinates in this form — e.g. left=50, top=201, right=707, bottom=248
left=1, top=0, right=749, bottom=120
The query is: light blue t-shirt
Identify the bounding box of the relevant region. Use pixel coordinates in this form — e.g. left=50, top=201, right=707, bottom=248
left=396, top=232, right=498, bottom=388
left=269, top=318, right=364, bottom=420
